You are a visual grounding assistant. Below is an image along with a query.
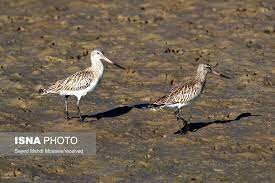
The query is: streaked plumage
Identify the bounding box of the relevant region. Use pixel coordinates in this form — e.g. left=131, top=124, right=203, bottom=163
left=41, top=48, right=125, bottom=121
left=154, top=79, right=205, bottom=108
left=43, top=67, right=96, bottom=94
left=153, top=63, right=230, bottom=134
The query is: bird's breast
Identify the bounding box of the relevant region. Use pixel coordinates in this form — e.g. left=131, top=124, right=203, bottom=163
left=96, top=67, right=104, bottom=83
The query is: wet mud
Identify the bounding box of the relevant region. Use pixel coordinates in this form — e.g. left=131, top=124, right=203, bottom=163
left=0, top=0, right=274, bottom=182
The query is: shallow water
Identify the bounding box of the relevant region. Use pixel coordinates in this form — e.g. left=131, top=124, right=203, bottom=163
left=0, top=0, right=274, bottom=182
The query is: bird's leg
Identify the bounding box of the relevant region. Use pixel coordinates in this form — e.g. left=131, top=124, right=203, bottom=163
left=174, top=108, right=189, bottom=134
left=174, top=109, right=183, bottom=133
left=64, top=95, right=71, bottom=120
left=76, top=99, right=83, bottom=122
left=186, top=106, right=192, bottom=121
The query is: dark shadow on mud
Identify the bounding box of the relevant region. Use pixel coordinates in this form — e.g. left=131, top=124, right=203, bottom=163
left=81, top=103, right=153, bottom=122
left=81, top=106, right=261, bottom=134
left=174, top=112, right=262, bottom=135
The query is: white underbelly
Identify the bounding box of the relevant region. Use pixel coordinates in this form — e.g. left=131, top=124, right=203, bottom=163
left=166, top=103, right=188, bottom=109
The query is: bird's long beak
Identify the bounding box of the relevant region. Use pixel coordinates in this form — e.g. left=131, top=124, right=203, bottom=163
left=101, top=55, right=126, bottom=70
left=212, top=69, right=231, bottom=79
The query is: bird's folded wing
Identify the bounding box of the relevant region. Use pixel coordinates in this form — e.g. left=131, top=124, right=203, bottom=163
left=46, top=70, right=94, bottom=92
left=154, top=80, right=195, bottom=105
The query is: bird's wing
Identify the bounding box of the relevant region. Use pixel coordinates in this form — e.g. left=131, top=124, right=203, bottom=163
left=45, top=69, right=95, bottom=93
left=154, top=80, right=196, bottom=105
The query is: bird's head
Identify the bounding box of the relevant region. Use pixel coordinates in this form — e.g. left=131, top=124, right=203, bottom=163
left=197, top=63, right=231, bottom=79
left=90, top=49, right=125, bottom=70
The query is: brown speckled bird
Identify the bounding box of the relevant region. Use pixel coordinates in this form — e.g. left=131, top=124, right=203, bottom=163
left=40, top=49, right=125, bottom=121
left=153, top=63, right=230, bottom=134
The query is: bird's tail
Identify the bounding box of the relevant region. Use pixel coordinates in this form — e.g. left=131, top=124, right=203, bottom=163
left=38, top=88, right=56, bottom=95
left=38, top=88, right=48, bottom=95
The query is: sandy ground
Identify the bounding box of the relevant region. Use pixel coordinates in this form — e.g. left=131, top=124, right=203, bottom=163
left=0, top=0, right=274, bottom=182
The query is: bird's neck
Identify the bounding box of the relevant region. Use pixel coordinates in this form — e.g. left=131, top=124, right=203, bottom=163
left=91, top=58, right=104, bottom=70
left=195, top=71, right=207, bottom=83
left=89, top=58, right=104, bottom=78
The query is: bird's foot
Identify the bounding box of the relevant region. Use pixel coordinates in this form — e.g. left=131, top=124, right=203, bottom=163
left=176, top=115, right=185, bottom=121
left=64, top=112, right=71, bottom=121
left=78, top=113, right=85, bottom=122
left=80, top=115, right=86, bottom=121
left=179, top=123, right=189, bottom=135
left=176, top=113, right=186, bottom=122
left=81, top=115, right=101, bottom=122
left=80, top=116, right=86, bottom=122
left=176, top=116, right=189, bottom=135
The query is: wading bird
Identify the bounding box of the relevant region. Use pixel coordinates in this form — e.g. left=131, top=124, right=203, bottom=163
left=40, top=49, right=125, bottom=121
left=153, top=63, right=230, bottom=134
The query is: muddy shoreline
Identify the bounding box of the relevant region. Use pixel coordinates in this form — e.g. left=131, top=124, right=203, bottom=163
left=0, top=0, right=274, bottom=182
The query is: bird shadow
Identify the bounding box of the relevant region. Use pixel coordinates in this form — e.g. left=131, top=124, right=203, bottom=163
left=174, top=112, right=262, bottom=135
left=81, top=106, right=261, bottom=136
left=81, top=103, right=151, bottom=122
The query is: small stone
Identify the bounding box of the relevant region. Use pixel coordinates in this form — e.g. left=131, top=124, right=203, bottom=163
left=16, top=27, right=24, bottom=31
left=253, top=71, right=259, bottom=75
left=14, top=170, right=21, bottom=177
left=32, top=176, right=40, bottom=181
left=164, top=48, right=171, bottom=53
left=53, top=15, right=59, bottom=20
left=264, top=29, right=271, bottom=34
left=145, top=154, right=151, bottom=159
left=263, top=75, right=272, bottom=86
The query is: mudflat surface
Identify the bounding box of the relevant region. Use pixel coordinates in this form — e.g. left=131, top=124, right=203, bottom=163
left=0, top=0, right=274, bottom=182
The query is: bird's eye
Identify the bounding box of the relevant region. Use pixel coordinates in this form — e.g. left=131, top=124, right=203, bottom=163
left=97, top=52, right=99, bottom=54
